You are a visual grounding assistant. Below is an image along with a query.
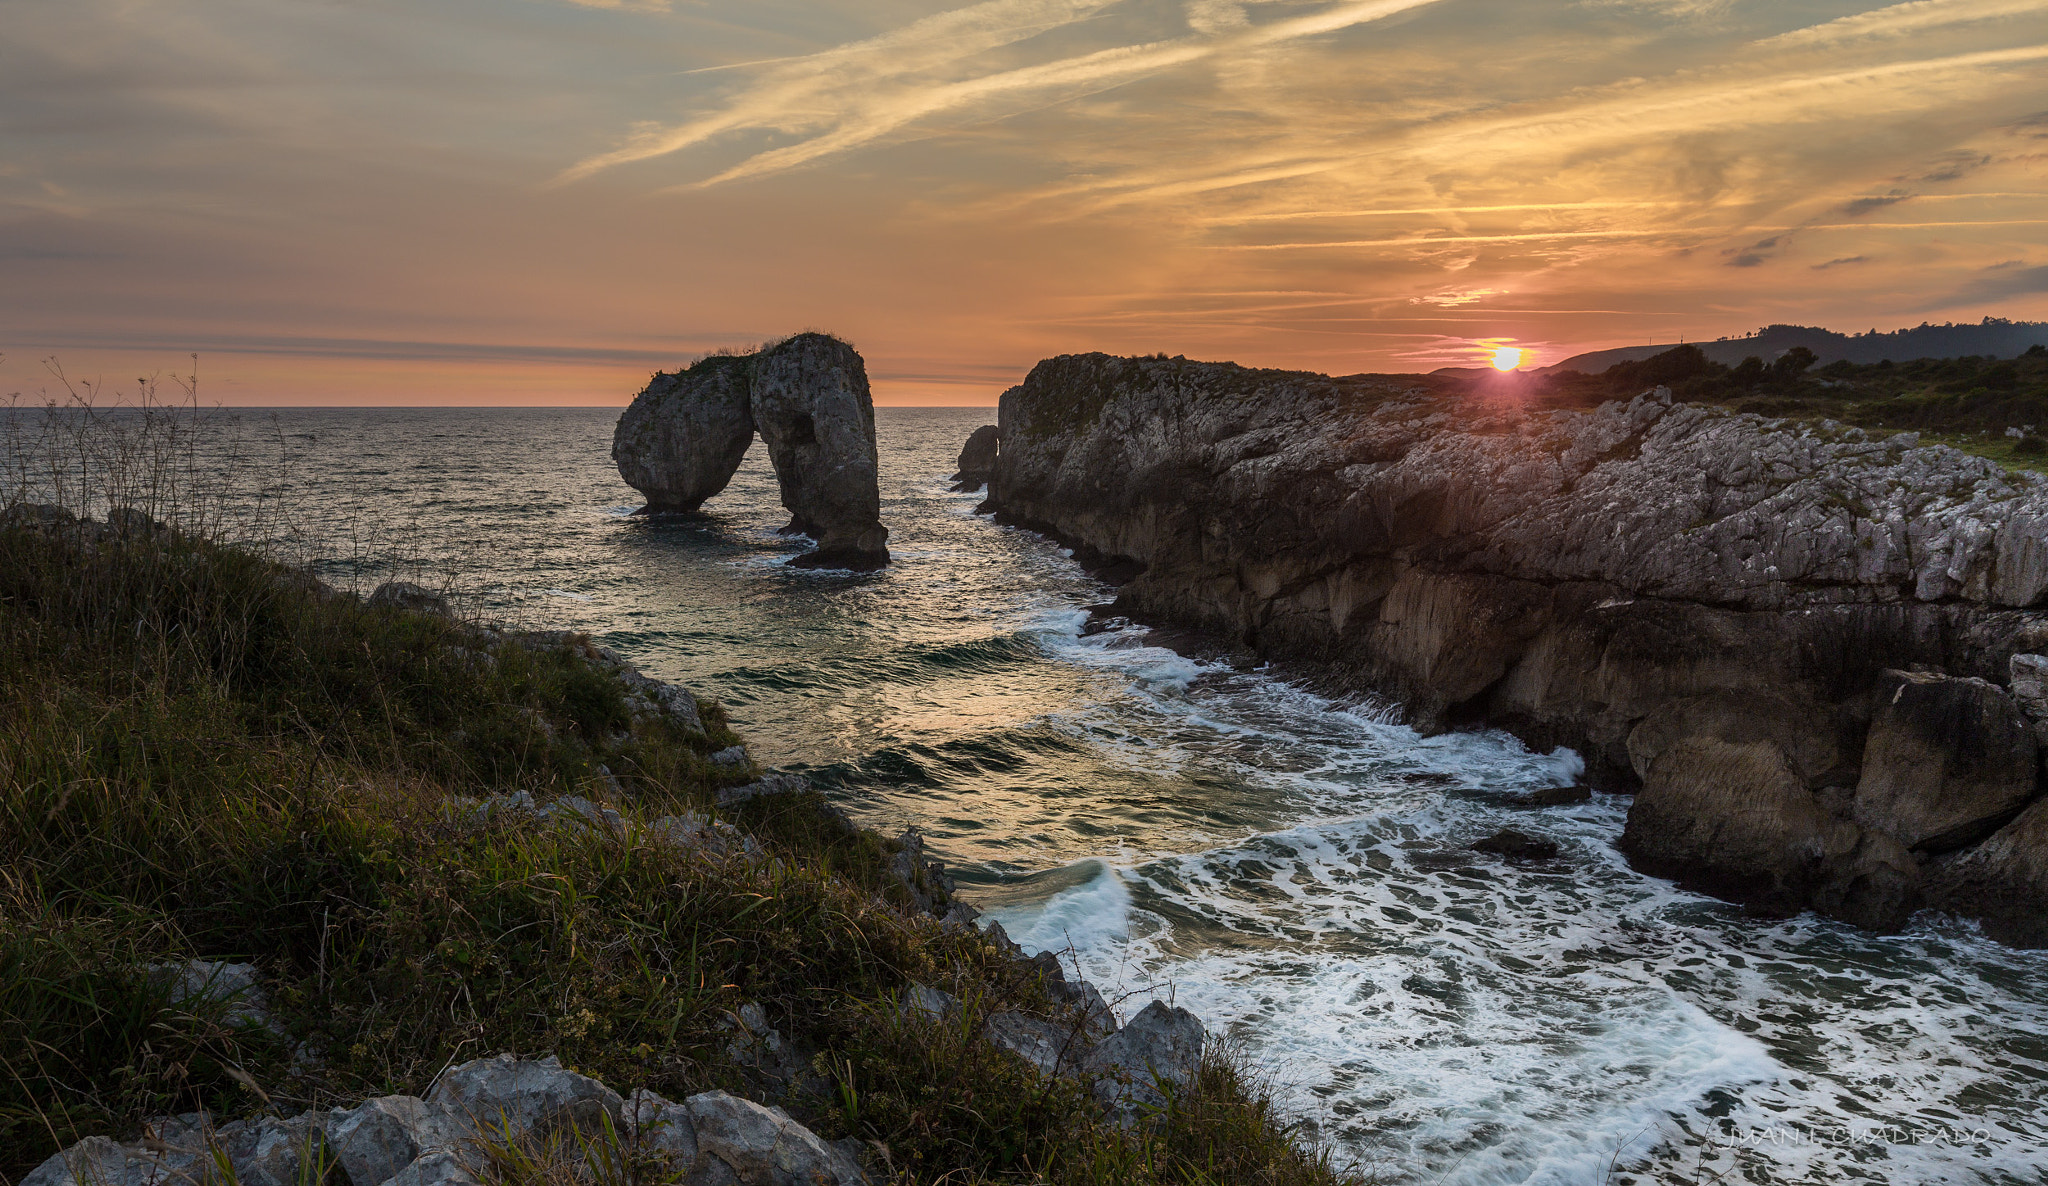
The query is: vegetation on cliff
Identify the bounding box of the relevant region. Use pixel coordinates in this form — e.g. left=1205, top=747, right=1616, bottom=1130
left=1541, top=342, right=2048, bottom=467
left=0, top=405, right=1356, bottom=1184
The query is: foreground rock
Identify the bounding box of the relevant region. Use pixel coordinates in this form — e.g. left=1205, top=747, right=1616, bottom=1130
left=24, top=1055, right=867, bottom=1186
left=612, top=334, right=889, bottom=569
left=975, top=355, right=2048, bottom=941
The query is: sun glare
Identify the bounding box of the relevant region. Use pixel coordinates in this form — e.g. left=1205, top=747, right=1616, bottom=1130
left=1491, top=346, right=1523, bottom=371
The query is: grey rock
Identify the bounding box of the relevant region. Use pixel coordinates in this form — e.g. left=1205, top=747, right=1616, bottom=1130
left=898, top=981, right=957, bottom=1023
left=384, top=1150, right=484, bottom=1186
left=985, top=1011, right=1087, bottom=1077
left=105, top=507, right=163, bottom=537
left=368, top=581, right=449, bottom=616
left=711, top=745, right=749, bottom=768
left=325, top=1095, right=436, bottom=1186
left=685, top=1090, right=867, bottom=1185
left=2011, top=652, right=2048, bottom=721
left=718, top=773, right=810, bottom=809
left=149, top=959, right=273, bottom=1029
left=18, top=1139, right=153, bottom=1186
left=1084, top=1000, right=1205, bottom=1118
left=624, top=1089, right=701, bottom=1168
left=426, top=1053, right=624, bottom=1143
left=213, top=1113, right=331, bottom=1186
left=951, top=425, right=1000, bottom=492
left=1926, top=797, right=2048, bottom=947
left=1503, top=786, right=1593, bottom=807
left=646, top=810, right=763, bottom=859
left=889, top=827, right=954, bottom=915
left=545, top=794, right=626, bottom=834
left=1852, top=670, right=2039, bottom=852
left=613, top=356, right=757, bottom=512
left=938, top=901, right=983, bottom=932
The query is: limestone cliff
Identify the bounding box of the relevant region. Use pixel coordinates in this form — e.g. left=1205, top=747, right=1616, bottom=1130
left=979, top=352, right=2048, bottom=942
left=612, top=334, right=889, bottom=570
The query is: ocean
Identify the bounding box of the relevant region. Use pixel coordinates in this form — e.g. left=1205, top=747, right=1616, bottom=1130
left=244, top=405, right=2044, bottom=1184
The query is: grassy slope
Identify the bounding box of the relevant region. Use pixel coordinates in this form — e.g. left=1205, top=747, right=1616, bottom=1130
left=1530, top=343, right=2048, bottom=472
left=0, top=520, right=1357, bottom=1186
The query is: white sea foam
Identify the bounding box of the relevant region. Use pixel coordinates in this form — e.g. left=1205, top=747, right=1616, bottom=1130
left=980, top=612, right=2048, bottom=1185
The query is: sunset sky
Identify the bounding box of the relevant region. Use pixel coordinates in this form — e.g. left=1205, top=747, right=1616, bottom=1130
left=4, top=0, right=2045, bottom=405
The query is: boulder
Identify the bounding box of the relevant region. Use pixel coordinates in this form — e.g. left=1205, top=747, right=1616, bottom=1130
left=1084, top=1000, right=1205, bottom=1119
left=1503, top=786, right=1592, bottom=808
left=751, top=334, right=889, bottom=570
left=1926, top=798, right=2048, bottom=947
left=951, top=425, right=1000, bottom=492
left=1469, top=829, right=1559, bottom=860
left=212, top=1114, right=332, bottom=1186
left=19, top=1139, right=153, bottom=1186
left=1619, top=736, right=1919, bottom=929
left=325, top=1096, right=437, bottom=1186
left=1851, top=669, right=2039, bottom=852
left=984, top=1011, right=1086, bottom=1077
left=612, top=356, right=757, bottom=512
left=368, top=582, right=450, bottom=616
left=623, top=1090, right=704, bottom=1171
left=426, top=1053, right=624, bottom=1142
left=384, top=1150, right=484, bottom=1186
left=718, top=773, right=811, bottom=809
left=685, top=1091, right=867, bottom=1185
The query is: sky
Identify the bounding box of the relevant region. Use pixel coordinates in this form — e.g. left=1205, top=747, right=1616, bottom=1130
left=3, top=0, right=2045, bottom=406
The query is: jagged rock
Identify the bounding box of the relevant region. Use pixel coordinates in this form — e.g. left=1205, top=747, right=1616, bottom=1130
left=1927, top=798, right=2048, bottom=947
left=751, top=335, right=889, bottom=570
left=426, top=1054, right=624, bottom=1142
left=1852, top=670, right=2039, bottom=852
left=1469, top=829, right=1559, bottom=860
left=212, top=1114, right=331, bottom=1186
left=898, top=981, right=956, bottom=1022
left=105, top=507, right=163, bottom=537
left=718, top=773, right=810, bottom=808
left=368, top=581, right=449, bottom=616
left=1620, top=737, right=1920, bottom=929
left=325, top=1096, right=437, bottom=1186
left=2010, top=652, right=2048, bottom=722
left=646, top=811, right=763, bottom=859
left=889, top=827, right=954, bottom=915
left=149, top=959, right=273, bottom=1029
left=985, top=1011, right=1087, bottom=1077
left=624, top=1090, right=705, bottom=1171
left=685, top=1091, right=868, bottom=1185
left=612, top=356, right=757, bottom=512
left=547, top=794, right=627, bottom=834
left=384, top=1150, right=484, bottom=1186
left=1084, top=1001, right=1205, bottom=1118
left=951, top=425, right=1000, bottom=492
left=711, top=745, right=749, bottom=768
left=978, top=351, right=2048, bottom=940
left=19, top=1138, right=145, bottom=1186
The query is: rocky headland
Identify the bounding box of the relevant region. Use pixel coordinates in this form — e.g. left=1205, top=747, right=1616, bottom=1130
left=613, top=333, right=890, bottom=570
left=973, top=353, right=2048, bottom=944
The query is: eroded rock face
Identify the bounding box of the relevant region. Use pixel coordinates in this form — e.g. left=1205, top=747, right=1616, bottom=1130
left=612, top=357, right=756, bottom=512
left=1927, top=798, right=2048, bottom=947
left=1851, top=670, right=2039, bottom=852
left=612, top=336, right=888, bottom=568
left=952, top=425, right=999, bottom=492
left=751, top=335, right=889, bottom=569
left=979, top=353, right=2048, bottom=938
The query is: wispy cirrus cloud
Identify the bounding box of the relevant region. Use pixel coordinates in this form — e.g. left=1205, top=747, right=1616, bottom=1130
left=558, top=0, right=1447, bottom=186
left=1758, top=0, right=2048, bottom=49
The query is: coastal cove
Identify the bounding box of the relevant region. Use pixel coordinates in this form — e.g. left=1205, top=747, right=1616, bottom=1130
left=216, top=405, right=2046, bottom=1183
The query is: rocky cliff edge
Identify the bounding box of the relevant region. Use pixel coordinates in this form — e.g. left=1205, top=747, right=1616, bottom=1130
left=979, top=353, right=2048, bottom=943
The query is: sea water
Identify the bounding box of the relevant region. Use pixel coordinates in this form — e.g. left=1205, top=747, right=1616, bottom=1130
left=242, top=406, right=2044, bottom=1183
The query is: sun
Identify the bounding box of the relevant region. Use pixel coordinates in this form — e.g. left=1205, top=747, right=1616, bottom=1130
left=1490, top=346, right=1524, bottom=371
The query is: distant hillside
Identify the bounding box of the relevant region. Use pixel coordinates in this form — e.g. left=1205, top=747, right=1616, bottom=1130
left=1548, top=318, right=2048, bottom=373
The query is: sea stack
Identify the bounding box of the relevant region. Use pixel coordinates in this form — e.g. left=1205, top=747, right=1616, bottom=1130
left=612, top=333, right=889, bottom=570
left=951, top=425, right=1000, bottom=492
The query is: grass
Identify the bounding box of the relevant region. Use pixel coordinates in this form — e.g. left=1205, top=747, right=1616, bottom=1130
left=1531, top=342, right=2048, bottom=471
left=0, top=398, right=1365, bottom=1185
